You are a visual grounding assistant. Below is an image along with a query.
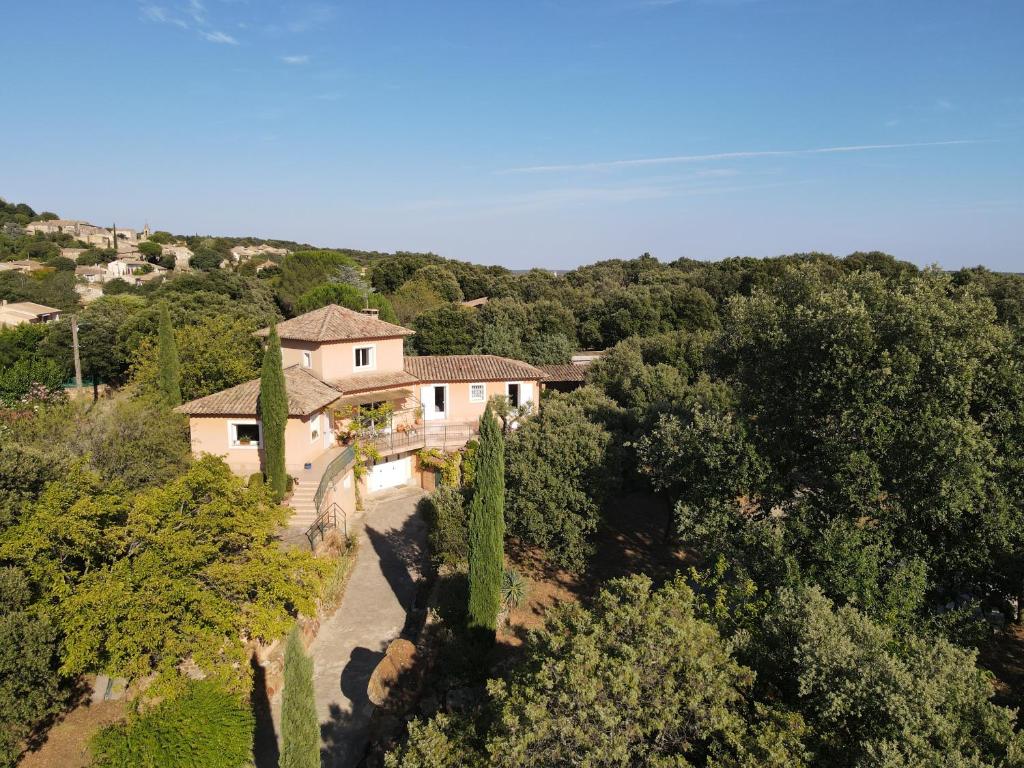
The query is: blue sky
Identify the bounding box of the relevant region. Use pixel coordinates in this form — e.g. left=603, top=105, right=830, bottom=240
left=1, top=1, right=1022, bottom=270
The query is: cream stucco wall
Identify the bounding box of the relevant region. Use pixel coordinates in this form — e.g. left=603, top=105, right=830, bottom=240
left=419, top=379, right=537, bottom=423
left=319, top=465, right=359, bottom=516
left=187, top=411, right=335, bottom=476
left=280, top=340, right=322, bottom=375
left=319, top=337, right=405, bottom=381
left=280, top=336, right=405, bottom=382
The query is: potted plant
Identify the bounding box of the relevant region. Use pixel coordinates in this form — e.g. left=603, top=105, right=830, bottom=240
left=238, top=437, right=251, bottom=446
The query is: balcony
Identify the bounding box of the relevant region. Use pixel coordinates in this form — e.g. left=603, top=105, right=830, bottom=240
left=358, top=421, right=479, bottom=456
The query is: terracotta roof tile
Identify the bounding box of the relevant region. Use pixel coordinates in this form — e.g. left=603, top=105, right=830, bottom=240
left=256, top=304, right=413, bottom=343
left=331, top=369, right=420, bottom=394
left=0, top=301, right=61, bottom=315
left=404, top=355, right=546, bottom=382
left=176, top=366, right=339, bottom=417
left=537, top=363, right=588, bottom=383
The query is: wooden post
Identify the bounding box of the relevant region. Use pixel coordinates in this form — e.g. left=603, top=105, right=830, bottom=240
left=70, top=315, right=84, bottom=394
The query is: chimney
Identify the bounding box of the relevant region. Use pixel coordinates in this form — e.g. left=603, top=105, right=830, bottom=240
left=360, top=307, right=380, bottom=317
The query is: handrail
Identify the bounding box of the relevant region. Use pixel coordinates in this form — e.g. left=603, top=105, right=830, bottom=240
left=313, top=445, right=355, bottom=513
left=305, top=502, right=346, bottom=549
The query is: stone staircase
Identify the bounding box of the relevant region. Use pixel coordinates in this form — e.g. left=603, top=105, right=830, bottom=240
left=287, top=478, right=320, bottom=528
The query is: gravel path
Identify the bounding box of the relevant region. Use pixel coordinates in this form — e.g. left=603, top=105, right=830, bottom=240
left=269, top=485, right=427, bottom=768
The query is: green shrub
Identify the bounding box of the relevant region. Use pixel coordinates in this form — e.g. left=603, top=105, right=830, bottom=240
left=422, top=487, right=468, bottom=568
left=248, top=472, right=264, bottom=488
left=91, top=679, right=253, bottom=768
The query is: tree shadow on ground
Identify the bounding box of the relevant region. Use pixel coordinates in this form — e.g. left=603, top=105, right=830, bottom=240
left=586, top=490, right=695, bottom=588
left=250, top=655, right=279, bottom=768
left=364, top=511, right=428, bottom=619
left=319, top=645, right=386, bottom=768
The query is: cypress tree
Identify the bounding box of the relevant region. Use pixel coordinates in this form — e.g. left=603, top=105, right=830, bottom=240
left=280, top=626, right=319, bottom=768
left=259, top=323, right=288, bottom=499
left=467, top=403, right=505, bottom=642
left=156, top=302, right=181, bottom=405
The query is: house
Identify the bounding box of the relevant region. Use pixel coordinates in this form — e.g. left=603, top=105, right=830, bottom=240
left=230, top=244, right=288, bottom=263
left=161, top=245, right=194, bottom=271
left=76, top=265, right=108, bottom=284
left=0, top=300, right=62, bottom=327
left=26, top=220, right=141, bottom=249
left=106, top=258, right=150, bottom=281
left=537, top=363, right=589, bottom=393
left=130, top=267, right=168, bottom=287
left=0, top=260, right=46, bottom=274
left=176, top=304, right=545, bottom=529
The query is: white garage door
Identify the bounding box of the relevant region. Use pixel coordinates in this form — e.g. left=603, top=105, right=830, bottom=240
left=368, top=456, right=412, bottom=493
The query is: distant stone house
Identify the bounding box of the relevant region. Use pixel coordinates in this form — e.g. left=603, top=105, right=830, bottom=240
left=161, top=245, right=194, bottom=271
left=230, top=244, right=288, bottom=263
left=131, top=269, right=167, bottom=287
left=0, top=300, right=62, bottom=327
left=0, top=260, right=46, bottom=274
left=105, top=258, right=149, bottom=280
left=26, top=219, right=141, bottom=249
left=176, top=304, right=546, bottom=529
left=76, top=265, right=108, bottom=284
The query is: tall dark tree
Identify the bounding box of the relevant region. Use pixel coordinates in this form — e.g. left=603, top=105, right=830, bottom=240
left=258, top=323, right=288, bottom=499
left=156, top=302, right=182, bottom=406
left=280, top=626, right=318, bottom=768
left=467, top=403, right=505, bottom=642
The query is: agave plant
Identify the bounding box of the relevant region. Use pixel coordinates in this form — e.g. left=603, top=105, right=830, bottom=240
left=501, top=567, right=529, bottom=611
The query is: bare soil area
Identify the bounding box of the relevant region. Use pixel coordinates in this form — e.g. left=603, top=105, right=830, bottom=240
left=19, top=700, right=126, bottom=768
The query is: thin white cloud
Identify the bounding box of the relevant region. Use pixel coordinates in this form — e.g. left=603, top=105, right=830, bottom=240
left=202, top=30, right=239, bottom=45
left=281, top=54, right=310, bottom=64
left=139, top=1, right=242, bottom=44
left=141, top=4, right=188, bottom=28
left=501, top=140, right=984, bottom=174
left=187, top=0, right=206, bottom=24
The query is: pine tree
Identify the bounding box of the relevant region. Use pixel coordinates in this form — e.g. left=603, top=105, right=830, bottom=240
left=259, top=323, right=288, bottom=499
left=280, top=626, right=319, bottom=768
left=156, top=302, right=182, bottom=405
left=467, top=403, right=505, bottom=642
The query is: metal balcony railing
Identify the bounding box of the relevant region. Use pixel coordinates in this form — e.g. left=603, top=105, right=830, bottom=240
left=359, top=422, right=479, bottom=454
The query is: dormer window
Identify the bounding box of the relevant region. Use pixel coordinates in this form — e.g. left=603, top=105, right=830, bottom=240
left=302, top=351, right=312, bottom=368
left=354, top=345, right=375, bottom=370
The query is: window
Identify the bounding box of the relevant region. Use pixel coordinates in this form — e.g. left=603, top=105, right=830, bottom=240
left=310, top=414, right=320, bottom=442
left=507, top=383, right=521, bottom=408
left=229, top=420, right=261, bottom=448
left=354, top=345, right=375, bottom=370
left=302, top=351, right=312, bottom=368
left=469, top=383, right=486, bottom=402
